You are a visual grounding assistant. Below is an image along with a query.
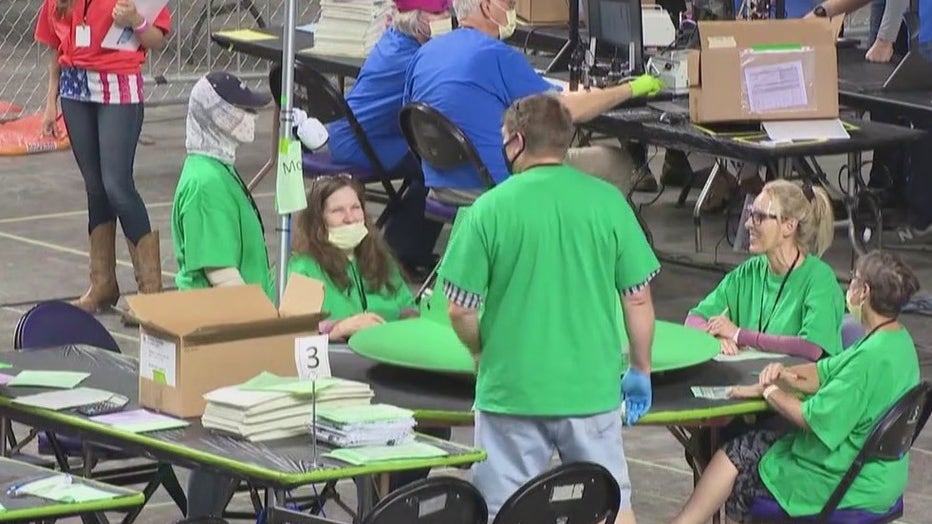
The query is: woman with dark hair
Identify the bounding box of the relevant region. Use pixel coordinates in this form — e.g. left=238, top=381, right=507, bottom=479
left=670, top=250, right=921, bottom=524
left=289, top=174, right=417, bottom=340
left=35, top=0, right=171, bottom=311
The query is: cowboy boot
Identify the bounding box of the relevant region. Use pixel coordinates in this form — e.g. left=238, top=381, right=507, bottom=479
left=72, top=222, right=121, bottom=313
left=126, top=230, right=163, bottom=294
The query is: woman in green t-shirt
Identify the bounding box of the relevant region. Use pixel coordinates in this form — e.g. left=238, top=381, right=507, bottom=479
left=670, top=251, right=921, bottom=524
left=288, top=174, right=417, bottom=340
left=687, top=180, right=845, bottom=360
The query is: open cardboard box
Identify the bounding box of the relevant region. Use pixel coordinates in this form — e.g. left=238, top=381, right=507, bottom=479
left=687, top=18, right=840, bottom=124
left=126, top=275, right=327, bottom=417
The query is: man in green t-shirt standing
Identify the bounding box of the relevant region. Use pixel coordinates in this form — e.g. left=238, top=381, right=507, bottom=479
left=439, top=93, right=660, bottom=523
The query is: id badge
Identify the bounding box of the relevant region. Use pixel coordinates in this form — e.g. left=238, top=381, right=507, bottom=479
left=75, top=25, right=91, bottom=47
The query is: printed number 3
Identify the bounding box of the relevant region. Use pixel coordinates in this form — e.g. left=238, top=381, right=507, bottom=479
left=306, top=345, right=319, bottom=369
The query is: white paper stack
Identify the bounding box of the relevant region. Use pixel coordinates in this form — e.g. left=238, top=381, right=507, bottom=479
left=315, top=404, right=416, bottom=448
left=201, top=376, right=374, bottom=442
left=312, top=0, right=391, bottom=57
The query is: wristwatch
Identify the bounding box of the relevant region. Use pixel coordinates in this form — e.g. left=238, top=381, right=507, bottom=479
left=812, top=5, right=828, bottom=17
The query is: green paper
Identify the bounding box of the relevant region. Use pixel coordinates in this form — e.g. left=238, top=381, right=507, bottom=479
left=0, top=502, right=5, bottom=512
left=317, top=404, right=413, bottom=424
left=18, top=475, right=119, bottom=503
left=324, top=442, right=448, bottom=465
left=349, top=319, right=721, bottom=376
left=275, top=138, right=307, bottom=215
left=153, top=370, right=167, bottom=385
left=239, top=371, right=338, bottom=395
left=214, top=29, right=276, bottom=42
left=0, top=361, right=11, bottom=369
left=8, top=370, right=90, bottom=389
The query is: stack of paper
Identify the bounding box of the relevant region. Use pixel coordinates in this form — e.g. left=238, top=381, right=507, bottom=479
left=312, top=0, right=390, bottom=57
left=315, top=404, right=416, bottom=448
left=201, top=372, right=374, bottom=442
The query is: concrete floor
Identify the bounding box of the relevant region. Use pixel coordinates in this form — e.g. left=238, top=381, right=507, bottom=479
left=1, top=105, right=930, bottom=523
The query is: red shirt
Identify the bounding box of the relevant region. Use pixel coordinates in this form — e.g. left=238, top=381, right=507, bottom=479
left=34, top=0, right=171, bottom=75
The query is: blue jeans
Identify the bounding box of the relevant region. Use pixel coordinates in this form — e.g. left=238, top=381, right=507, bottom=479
left=60, top=99, right=152, bottom=242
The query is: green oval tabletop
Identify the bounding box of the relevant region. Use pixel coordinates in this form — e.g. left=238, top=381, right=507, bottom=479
left=348, top=317, right=721, bottom=376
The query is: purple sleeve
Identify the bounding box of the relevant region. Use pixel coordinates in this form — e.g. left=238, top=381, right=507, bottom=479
left=736, top=330, right=824, bottom=361
left=684, top=313, right=709, bottom=330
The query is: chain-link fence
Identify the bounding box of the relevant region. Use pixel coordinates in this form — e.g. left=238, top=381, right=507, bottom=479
left=0, top=0, right=870, bottom=113
left=0, top=0, right=320, bottom=113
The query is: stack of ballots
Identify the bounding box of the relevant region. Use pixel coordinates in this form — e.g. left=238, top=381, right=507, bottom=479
left=312, top=0, right=391, bottom=57
left=315, top=404, right=416, bottom=447
left=201, top=372, right=373, bottom=442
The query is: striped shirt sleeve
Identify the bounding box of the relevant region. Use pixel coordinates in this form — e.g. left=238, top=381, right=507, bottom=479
left=621, top=268, right=660, bottom=297
left=443, top=281, right=482, bottom=309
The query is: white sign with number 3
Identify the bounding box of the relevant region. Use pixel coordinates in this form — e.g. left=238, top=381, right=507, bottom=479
left=295, top=335, right=331, bottom=381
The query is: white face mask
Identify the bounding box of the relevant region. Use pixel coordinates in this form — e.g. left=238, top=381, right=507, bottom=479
left=846, top=286, right=865, bottom=323
left=428, top=16, right=453, bottom=37
left=491, top=3, right=517, bottom=40
left=328, top=222, right=369, bottom=251
left=230, top=111, right=257, bottom=144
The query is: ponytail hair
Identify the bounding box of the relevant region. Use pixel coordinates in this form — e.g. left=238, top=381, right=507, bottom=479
left=55, top=0, right=76, bottom=18
left=763, top=180, right=835, bottom=256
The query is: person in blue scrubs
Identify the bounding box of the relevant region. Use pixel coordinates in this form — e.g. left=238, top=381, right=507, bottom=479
left=809, top=0, right=932, bottom=240
left=328, top=0, right=455, bottom=274
left=402, top=0, right=664, bottom=204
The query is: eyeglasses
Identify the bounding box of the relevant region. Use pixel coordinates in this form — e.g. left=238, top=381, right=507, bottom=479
left=745, top=205, right=779, bottom=226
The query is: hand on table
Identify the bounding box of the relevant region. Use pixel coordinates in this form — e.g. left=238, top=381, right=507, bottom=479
left=707, top=314, right=738, bottom=341
left=727, top=383, right=764, bottom=399
left=112, top=0, right=144, bottom=28
left=865, top=40, right=894, bottom=63
left=718, top=337, right=740, bottom=356
left=330, top=312, right=385, bottom=340
left=620, top=367, right=652, bottom=426
left=628, top=74, right=664, bottom=99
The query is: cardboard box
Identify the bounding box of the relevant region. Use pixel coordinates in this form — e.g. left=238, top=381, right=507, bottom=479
left=126, top=276, right=327, bottom=418
left=687, top=19, right=839, bottom=124
left=517, top=0, right=570, bottom=25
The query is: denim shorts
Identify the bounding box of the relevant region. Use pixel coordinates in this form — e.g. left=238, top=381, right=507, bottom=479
left=472, top=408, right=631, bottom=518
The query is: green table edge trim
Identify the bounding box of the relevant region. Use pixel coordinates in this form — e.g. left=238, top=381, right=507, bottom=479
left=412, top=401, right=770, bottom=427
left=0, top=492, right=144, bottom=521
left=0, top=398, right=485, bottom=487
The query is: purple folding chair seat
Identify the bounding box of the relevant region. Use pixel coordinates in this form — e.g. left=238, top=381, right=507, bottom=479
left=15, top=301, right=121, bottom=456
left=425, top=196, right=459, bottom=223
left=750, top=496, right=904, bottom=523
left=302, top=151, right=378, bottom=184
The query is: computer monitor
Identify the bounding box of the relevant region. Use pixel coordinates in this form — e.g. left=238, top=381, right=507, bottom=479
left=585, top=0, right=645, bottom=74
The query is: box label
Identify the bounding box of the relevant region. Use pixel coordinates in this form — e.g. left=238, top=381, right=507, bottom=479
left=707, top=36, right=736, bottom=49
left=294, top=335, right=331, bottom=381
left=743, top=60, right=809, bottom=113
left=140, top=333, right=177, bottom=387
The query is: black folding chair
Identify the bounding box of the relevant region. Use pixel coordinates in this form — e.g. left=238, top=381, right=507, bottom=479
left=269, top=64, right=406, bottom=227
left=492, top=462, right=621, bottom=524
left=361, top=476, right=488, bottom=524
left=398, top=102, right=497, bottom=300
left=750, top=381, right=932, bottom=523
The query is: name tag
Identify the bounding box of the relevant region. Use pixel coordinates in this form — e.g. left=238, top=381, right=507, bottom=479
left=75, top=25, right=91, bottom=47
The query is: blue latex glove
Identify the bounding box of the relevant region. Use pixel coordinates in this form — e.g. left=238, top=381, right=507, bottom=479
left=620, top=368, right=652, bottom=426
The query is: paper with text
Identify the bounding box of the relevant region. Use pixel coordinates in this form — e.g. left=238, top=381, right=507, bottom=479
left=691, top=386, right=732, bottom=400
left=101, top=0, right=170, bottom=51
left=140, top=333, right=177, bottom=386
left=714, top=349, right=788, bottom=362
left=275, top=138, right=307, bottom=214
left=295, top=335, right=331, bottom=381
left=744, top=60, right=809, bottom=113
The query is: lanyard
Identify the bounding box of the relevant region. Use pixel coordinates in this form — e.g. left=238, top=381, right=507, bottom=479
left=851, top=318, right=897, bottom=351
left=222, top=165, right=265, bottom=233
left=83, top=0, right=92, bottom=23
left=349, top=261, right=368, bottom=311
left=758, top=250, right=801, bottom=333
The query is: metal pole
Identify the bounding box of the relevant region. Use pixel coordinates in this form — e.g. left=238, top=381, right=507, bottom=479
left=277, top=0, right=298, bottom=304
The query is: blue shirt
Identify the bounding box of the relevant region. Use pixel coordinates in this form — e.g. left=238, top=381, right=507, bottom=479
left=921, top=0, right=931, bottom=44
left=327, top=29, right=420, bottom=172
left=403, top=28, right=554, bottom=190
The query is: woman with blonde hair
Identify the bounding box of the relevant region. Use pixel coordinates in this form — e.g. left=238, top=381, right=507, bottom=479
left=687, top=180, right=844, bottom=360
left=289, top=175, right=417, bottom=340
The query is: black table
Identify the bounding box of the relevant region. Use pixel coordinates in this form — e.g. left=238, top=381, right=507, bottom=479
left=0, top=346, right=485, bottom=524
left=836, top=47, right=932, bottom=122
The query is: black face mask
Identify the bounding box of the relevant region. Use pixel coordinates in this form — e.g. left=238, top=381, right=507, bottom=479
left=501, top=134, right=525, bottom=175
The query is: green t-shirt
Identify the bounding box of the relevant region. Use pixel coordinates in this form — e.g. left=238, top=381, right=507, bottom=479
left=287, top=254, right=414, bottom=322
left=759, top=328, right=919, bottom=516
left=691, top=255, right=844, bottom=356
left=171, top=154, right=274, bottom=301
left=438, top=164, right=660, bottom=417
